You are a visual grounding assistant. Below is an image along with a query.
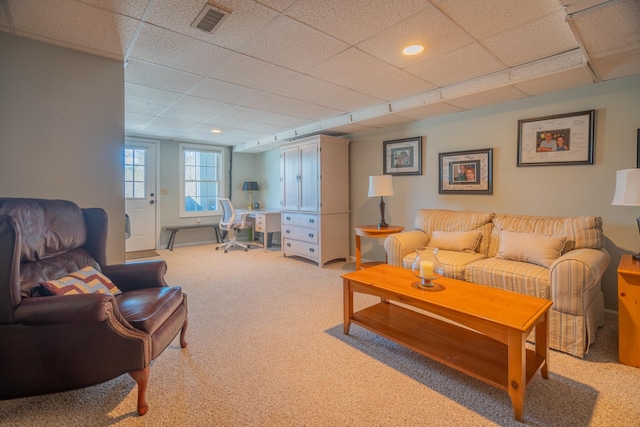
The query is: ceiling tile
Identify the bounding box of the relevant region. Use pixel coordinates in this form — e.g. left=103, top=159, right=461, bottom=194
left=286, top=0, right=428, bottom=44
left=160, top=107, right=212, bottom=123
left=190, top=78, right=263, bottom=105
left=357, top=5, right=472, bottom=68
left=254, top=0, right=298, bottom=12
left=125, top=83, right=183, bottom=107
left=404, top=44, right=505, bottom=87
left=172, top=95, right=233, bottom=115
left=144, top=0, right=279, bottom=51
left=125, top=59, right=202, bottom=93
left=237, top=15, right=348, bottom=72
left=243, top=92, right=344, bottom=120
left=147, top=117, right=200, bottom=131
left=590, top=47, right=640, bottom=81
left=432, top=0, right=562, bottom=40
left=8, top=0, right=138, bottom=58
left=482, top=11, right=578, bottom=67
left=355, top=114, right=414, bottom=128
left=308, top=48, right=397, bottom=88
left=325, top=122, right=376, bottom=135
left=206, top=116, right=254, bottom=130
left=125, top=100, right=167, bottom=116
left=354, top=70, right=436, bottom=101
left=128, top=24, right=232, bottom=76
left=514, top=67, right=594, bottom=96
left=571, top=0, right=640, bottom=59
left=445, top=85, right=528, bottom=110
left=208, top=53, right=298, bottom=92
left=79, top=0, right=149, bottom=19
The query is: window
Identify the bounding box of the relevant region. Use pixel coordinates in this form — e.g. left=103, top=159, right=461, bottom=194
left=179, top=143, right=225, bottom=217
left=124, top=147, right=146, bottom=199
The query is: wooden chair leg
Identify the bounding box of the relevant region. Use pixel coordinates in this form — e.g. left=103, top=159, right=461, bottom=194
left=180, top=317, right=188, bottom=348
left=129, top=367, right=150, bottom=416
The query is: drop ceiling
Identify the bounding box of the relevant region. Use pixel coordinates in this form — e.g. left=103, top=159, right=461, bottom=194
left=1, top=0, right=639, bottom=153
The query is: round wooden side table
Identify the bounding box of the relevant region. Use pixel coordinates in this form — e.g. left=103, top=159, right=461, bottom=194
left=354, top=225, right=404, bottom=270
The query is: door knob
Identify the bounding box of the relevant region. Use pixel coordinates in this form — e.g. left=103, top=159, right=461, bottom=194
left=150, top=200, right=155, bottom=205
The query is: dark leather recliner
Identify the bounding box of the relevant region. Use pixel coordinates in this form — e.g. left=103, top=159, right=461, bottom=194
left=0, top=198, right=188, bottom=415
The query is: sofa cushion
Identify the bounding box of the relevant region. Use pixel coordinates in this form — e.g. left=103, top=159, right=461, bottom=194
left=428, top=230, right=481, bottom=253
left=496, top=230, right=566, bottom=268
left=403, top=250, right=486, bottom=280
left=464, top=257, right=550, bottom=300
left=40, top=266, right=121, bottom=296
left=414, top=209, right=494, bottom=255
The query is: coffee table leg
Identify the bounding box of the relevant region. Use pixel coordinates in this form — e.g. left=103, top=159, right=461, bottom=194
left=343, top=278, right=353, bottom=334
left=508, top=329, right=526, bottom=422
left=536, top=311, right=550, bottom=379
left=355, top=235, right=362, bottom=270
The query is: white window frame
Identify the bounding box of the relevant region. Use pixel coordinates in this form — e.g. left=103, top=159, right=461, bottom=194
left=179, top=143, right=226, bottom=218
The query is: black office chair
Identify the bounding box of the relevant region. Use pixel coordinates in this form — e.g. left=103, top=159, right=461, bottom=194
left=216, top=198, right=251, bottom=253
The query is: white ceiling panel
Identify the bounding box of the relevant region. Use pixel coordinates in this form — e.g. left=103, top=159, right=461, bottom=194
left=128, top=24, right=233, bottom=76
left=482, top=11, right=578, bottom=67
left=237, top=15, right=348, bottom=73
left=308, top=48, right=397, bottom=88
left=8, top=0, right=139, bottom=58
left=125, top=59, right=202, bottom=93
left=357, top=5, right=473, bottom=68
left=3, top=0, right=639, bottom=152
left=404, top=44, right=505, bottom=87
left=286, top=0, right=428, bottom=45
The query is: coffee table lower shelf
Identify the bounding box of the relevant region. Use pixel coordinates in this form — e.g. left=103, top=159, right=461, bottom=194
left=351, top=302, right=545, bottom=393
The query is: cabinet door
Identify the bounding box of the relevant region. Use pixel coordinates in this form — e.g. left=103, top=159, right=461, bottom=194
left=299, top=143, right=318, bottom=211
left=281, top=147, right=300, bottom=210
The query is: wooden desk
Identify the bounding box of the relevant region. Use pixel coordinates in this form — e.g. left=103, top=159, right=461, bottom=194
left=354, top=225, right=404, bottom=270
left=238, top=210, right=281, bottom=252
left=617, top=254, right=640, bottom=367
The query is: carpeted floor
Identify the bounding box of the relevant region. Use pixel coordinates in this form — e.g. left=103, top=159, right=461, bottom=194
left=1, top=244, right=640, bottom=426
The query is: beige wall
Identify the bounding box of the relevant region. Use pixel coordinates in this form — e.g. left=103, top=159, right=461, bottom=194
left=348, top=75, right=640, bottom=311
left=0, top=33, right=125, bottom=264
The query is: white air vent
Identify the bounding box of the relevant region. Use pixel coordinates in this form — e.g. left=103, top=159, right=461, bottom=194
left=191, top=2, right=231, bottom=33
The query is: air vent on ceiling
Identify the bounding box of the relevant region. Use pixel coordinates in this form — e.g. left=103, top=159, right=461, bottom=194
left=191, top=2, right=231, bottom=34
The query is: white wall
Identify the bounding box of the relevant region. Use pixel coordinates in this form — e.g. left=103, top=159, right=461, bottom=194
left=348, top=75, right=640, bottom=311
left=0, top=33, right=125, bottom=263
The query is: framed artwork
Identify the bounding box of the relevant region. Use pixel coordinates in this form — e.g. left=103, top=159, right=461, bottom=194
left=439, top=148, right=493, bottom=194
left=637, top=129, right=640, bottom=168
left=517, top=110, right=595, bottom=166
left=383, top=137, right=422, bottom=175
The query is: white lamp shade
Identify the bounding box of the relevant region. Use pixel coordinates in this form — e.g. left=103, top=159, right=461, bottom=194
left=612, top=169, right=640, bottom=206
left=368, top=175, right=394, bottom=197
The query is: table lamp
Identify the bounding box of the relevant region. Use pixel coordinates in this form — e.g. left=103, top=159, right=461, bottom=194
left=611, top=168, right=640, bottom=261
left=368, top=175, right=394, bottom=229
left=243, top=181, right=259, bottom=210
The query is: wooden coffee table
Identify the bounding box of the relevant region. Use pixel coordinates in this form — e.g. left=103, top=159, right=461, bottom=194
left=341, top=264, right=552, bottom=422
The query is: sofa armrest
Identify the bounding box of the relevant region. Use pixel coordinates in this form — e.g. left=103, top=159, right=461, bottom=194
left=102, top=260, right=168, bottom=292
left=384, top=230, right=429, bottom=267
left=549, top=247, right=610, bottom=314
left=14, top=293, right=115, bottom=324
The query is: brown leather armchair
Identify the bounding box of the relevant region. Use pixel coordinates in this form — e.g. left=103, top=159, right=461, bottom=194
left=0, top=198, right=187, bottom=415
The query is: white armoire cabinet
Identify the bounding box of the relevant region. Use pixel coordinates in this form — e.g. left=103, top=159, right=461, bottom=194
left=280, top=135, right=350, bottom=267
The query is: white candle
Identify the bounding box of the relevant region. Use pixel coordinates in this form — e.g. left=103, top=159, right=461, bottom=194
left=420, top=261, right=433, bottom=278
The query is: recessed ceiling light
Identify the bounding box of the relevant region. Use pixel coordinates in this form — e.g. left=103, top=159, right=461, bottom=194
left=211, top=129, right=222, bottom=133
left=402, top=45, right=424, bottom=56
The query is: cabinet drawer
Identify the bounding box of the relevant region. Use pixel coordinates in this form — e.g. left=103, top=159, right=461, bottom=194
left=254, top=216, right=265, bottom=232
left=283, top=238, right=319, bottom=260
left=282, top=226, right=318, bottom=243
left=282, top=212, right=319, bottom=228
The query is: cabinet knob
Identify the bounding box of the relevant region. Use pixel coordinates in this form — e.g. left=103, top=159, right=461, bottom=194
left=286, top=216, right=291, bottom=220
left=309, top=248, right=315, bottom=253
left=309, top=219, right=314, bottom=223
left=309, top=233, right=314, bottom=238
left=287, top=243, right=291, bottom=247
left=286, top=230, right=291, bottom=234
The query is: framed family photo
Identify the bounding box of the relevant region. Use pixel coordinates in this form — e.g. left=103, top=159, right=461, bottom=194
left=439, top=148, right=493, bottom=194
left=383, top=137, right=422, bottom=176
left=517, top=110, right=595, bottom=166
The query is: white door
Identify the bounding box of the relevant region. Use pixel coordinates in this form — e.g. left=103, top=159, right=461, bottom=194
left=125, top=141, right=157, bottom=252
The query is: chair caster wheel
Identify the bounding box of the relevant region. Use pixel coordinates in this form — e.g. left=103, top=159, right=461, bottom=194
left=215, top=247, right=219, bottom=250
left=224, top=250, right=228, bottom=253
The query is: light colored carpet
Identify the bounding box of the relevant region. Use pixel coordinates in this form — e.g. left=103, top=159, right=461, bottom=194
left=125, top=250, right=161, bottom=260
left=1, top=245, right=640, bottom=426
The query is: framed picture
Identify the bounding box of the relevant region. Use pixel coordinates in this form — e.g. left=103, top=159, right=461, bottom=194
left=439, top=148, right=493, bottom=194
left=383, top=137, right=422, bottom=175
left=517, top=110, right=595, bottom=166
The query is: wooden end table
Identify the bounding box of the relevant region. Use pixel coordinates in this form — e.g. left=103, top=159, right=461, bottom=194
left=354, top=225, right=404, bottom=270
left=617, top=254, right=640, bottom=368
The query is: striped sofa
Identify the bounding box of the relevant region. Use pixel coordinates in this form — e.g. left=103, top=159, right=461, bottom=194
left=384, top=209, right=610, bottom=358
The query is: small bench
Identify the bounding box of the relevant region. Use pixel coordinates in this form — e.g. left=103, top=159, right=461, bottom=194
left=163, top=224, right=222, bottom=251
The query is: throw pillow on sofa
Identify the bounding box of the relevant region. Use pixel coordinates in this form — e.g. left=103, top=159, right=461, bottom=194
left=496, top=230, right=566, bottom=268
left=41, top=266, right=122, bottom=296
left=427, top=230, right=482, bottom=253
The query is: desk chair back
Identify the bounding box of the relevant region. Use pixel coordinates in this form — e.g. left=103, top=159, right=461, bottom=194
left=217, top=198, right=250, bottom=252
